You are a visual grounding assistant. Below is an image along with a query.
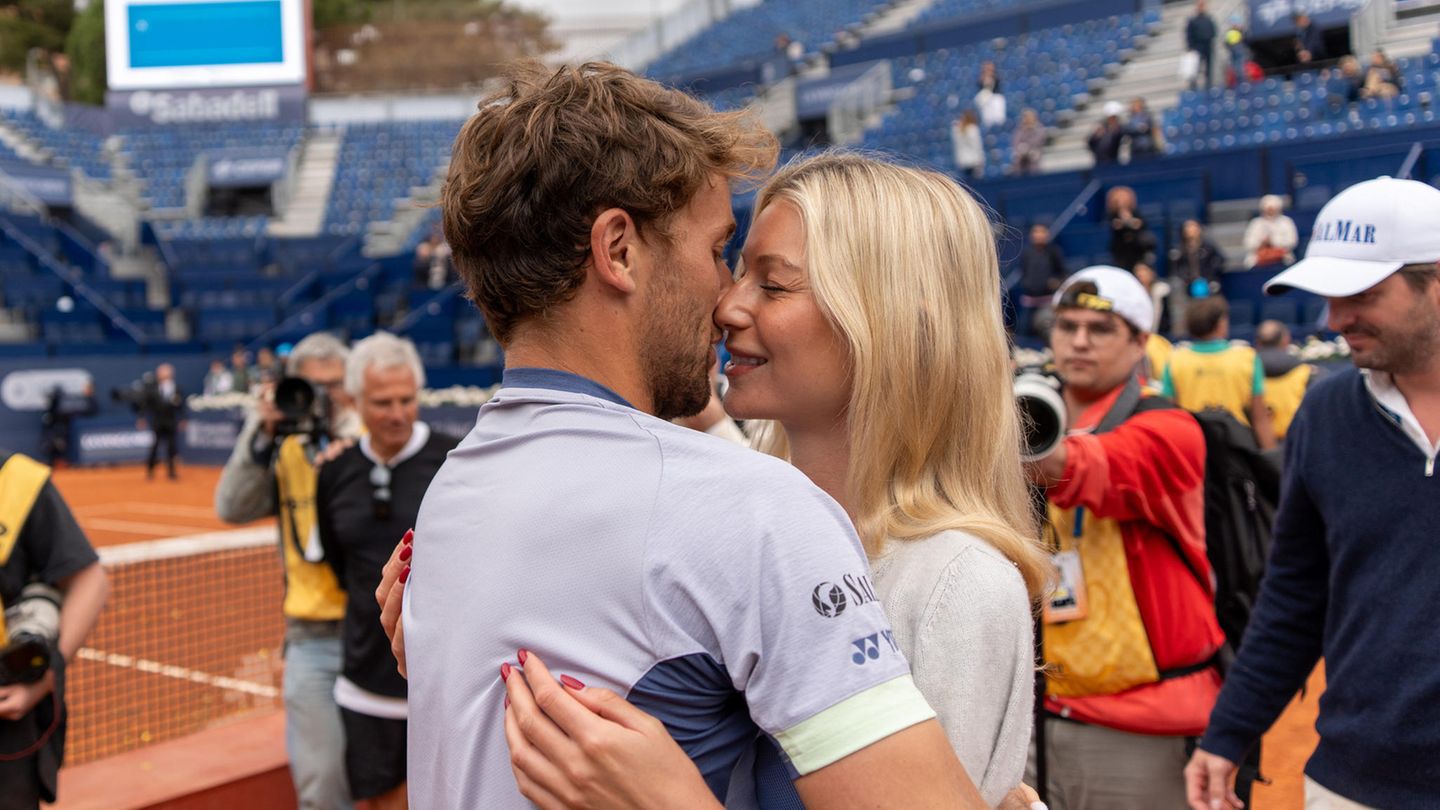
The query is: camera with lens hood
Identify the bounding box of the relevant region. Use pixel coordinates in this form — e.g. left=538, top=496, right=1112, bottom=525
left=1015, top=365, right=1068, bottom=463
left=272, top=376, right=333, bottom=442
left=0, top=582, right=62, bottom=686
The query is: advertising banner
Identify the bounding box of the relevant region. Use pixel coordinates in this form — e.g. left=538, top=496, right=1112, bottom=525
left=106, top=85, right=306, bottom=127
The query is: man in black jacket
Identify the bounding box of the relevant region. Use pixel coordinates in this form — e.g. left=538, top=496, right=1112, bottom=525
left=316, top=333, right=459, bottom=809
left=1186, top=0, right=1218, bottom=90
left=1017, top=223, right=1068, bottom=336
left=1294, top=12, right=1327, bottom=65
left=139, top=363, right=184, bottom=480
left=1167, top=219, right=1228, bottom=337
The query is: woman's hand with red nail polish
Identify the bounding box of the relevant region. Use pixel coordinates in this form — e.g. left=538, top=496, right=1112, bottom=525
left=501, top=651, right=720, bottom=810
left=376, top=529, right=412, bottom=679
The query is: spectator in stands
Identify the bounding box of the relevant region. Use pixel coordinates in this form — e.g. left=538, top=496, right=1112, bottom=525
left=1294, top=12, right=1327, bottom=65
left=1161, top=295, right=1277, bottom=449
left=412, top=238, right=436, bottom=287
left=1244, top=195, right=1299, bottom=269
left=411, top=233, right=453, bottom=289
left=1185, top=0, right=1218, bottom=90
left=0, top=450, right=108, bottom=810
left=1187, top=176, right=1440, bottom=810
left=1011, top=109, right=1046, bottom=175
left=1106, top=186, right=1157, bottom=276
left=1255, top=320, right=1326, bottom=443
left=1088, top=102, right=1126, bottom=165
left=256, top=346, right=283, bottom=384
left=780, top=34, right=805, bottom=67
left=1124, top=97, right=1161, bottom=160
left=1363, top=48, right=1402, bottom=99
left=1332, top=55, right=1365, bottom=104
left=230, top=346, right=252, bottom=394
left=139, top=363, right=184, bottom=481
left=951, top=109, right=985, bottom=179
left=317, top=333, right=459, bottom=810
left=1167, top=219, right=1227, bottom=337
left=216, top=332, right=362, bottom=810
left=1028, top=266, right=1224, bottom=807
left=975, top=61, right=1006, bottom=128
left=204, top=359, right=235, bottom=396
left=1224, top=14, right=1252, bottom=88
left=1018, top=223, right=1068, bottom=336
left=1134, top=262, right=1172, bottom=334
left=427, top=240, right=454, bottom=290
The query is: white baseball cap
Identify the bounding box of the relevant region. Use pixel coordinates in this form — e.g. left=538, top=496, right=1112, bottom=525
left=1103, top=101, right=1124, bottom=118
left=1265, top=176, right=1440, bottom=297
left=1053, top=265, right=1155, bottom=333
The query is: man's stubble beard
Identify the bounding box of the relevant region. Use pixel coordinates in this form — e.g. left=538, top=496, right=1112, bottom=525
left=1352, top=298, right=1440, bottom=375
left=640, top=266, right=713, bottom=422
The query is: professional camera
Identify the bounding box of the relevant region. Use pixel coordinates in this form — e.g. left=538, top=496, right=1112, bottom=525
left=273, top=376, right=333, bottom=441
left=109, top=373, right=153, bottom=412
left=0, top=583, right=62, bottom=686
left=1015, top=365, right=1067, bottom=462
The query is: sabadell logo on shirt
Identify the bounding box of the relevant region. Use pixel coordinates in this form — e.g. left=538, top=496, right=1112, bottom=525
left=811, top=573, right=878, bottom=618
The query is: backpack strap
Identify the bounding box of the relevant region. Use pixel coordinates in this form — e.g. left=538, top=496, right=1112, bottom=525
left=1094, top=375, right=1144, bottom=435
left=0, top=454, right=51, bottom=567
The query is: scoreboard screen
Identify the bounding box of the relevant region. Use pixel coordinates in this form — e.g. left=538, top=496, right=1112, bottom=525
left=106, top=0, right=305, bottom=90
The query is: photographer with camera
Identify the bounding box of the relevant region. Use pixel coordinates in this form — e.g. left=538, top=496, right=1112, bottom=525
left=0, top=450, right=107, bottom=810
left=1023, top=266, right=1224, bottom=808
left=215, top=332, right=360, bottom=810
left=137, top=363, right=185, bottom=481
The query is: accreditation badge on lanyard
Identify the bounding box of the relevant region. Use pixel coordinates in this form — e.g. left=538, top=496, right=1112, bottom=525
left=1043, top=507, right=1090, bottom=624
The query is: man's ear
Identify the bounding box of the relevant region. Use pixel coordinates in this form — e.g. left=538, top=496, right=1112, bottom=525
left=589, top=208, right=641, bottom=295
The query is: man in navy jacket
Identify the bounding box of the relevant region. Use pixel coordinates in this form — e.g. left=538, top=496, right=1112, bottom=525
left=1184, top=177, right=1440, bottom=809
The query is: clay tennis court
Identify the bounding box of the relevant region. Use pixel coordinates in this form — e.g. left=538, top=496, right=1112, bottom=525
left=47, top=463, right=1324, bottom=807
left=51, top=464, right=285, bottom=774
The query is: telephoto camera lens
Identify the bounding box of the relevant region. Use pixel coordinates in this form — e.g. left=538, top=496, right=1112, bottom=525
left=0, top=582, right=62, bottom=685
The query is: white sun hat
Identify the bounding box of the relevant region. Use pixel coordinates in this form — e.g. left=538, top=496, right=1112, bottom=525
left=1265, top=176, right=1440, bottom=297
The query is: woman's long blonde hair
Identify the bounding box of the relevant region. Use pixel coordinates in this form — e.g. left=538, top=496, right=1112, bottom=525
left=749, top=152, right=1049, bottom=598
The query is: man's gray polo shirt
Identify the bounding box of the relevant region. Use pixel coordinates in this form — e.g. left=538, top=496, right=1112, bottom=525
left=405, top=368, right=934, bottom=808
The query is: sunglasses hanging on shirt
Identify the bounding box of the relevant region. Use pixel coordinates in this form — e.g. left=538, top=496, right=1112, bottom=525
left=370, top=464, right=393, bottom=521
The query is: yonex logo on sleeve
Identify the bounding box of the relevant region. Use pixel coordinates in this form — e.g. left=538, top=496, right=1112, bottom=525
left=850, top=630, right=899, bottom=665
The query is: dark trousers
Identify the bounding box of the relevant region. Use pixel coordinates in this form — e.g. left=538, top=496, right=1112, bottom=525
left=1191, top=47, right=1214, bottom=90
left=148, top=427, right=178, bottom=478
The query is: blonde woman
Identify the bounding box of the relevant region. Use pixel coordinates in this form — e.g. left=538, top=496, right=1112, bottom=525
left=378, top=152, right=1050, bottom=807
left=718, top=153, right=1048, bottom=806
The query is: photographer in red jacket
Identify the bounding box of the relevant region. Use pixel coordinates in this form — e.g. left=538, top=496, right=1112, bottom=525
left=1026, top=266, right=1225, bottom=809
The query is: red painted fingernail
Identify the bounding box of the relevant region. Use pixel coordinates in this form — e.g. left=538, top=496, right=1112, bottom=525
left=399, top=545, right=412, bottom=562
left=560, top=674, right=585, bottom=690
left=517, top=649, right=528, bottom=665
left=399, top=566, right=410, bottom=584
left=500, top=662, right=512, bottom=681
left=402, top=528, right=414, bottom=545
